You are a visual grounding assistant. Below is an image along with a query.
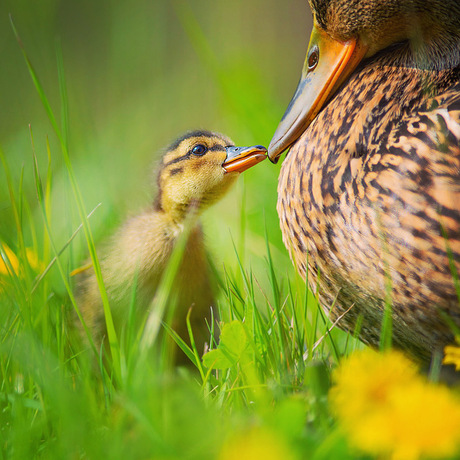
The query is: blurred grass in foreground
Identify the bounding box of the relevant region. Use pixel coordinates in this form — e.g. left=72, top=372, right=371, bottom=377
left=2, top=1, right=460, bottom=459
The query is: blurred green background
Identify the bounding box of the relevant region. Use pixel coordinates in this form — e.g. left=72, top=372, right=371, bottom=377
left=1, top=0, right=312, bottom=286
left=0, top=6, right=371, bottom=459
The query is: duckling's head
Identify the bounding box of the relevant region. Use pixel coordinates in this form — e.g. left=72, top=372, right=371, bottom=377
left=155, top=130, right=267, bottom=222
left=268, top=0, right=460, bottom=161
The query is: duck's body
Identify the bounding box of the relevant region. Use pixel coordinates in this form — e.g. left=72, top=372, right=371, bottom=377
left=76, top=131, right=266, bottom=359
left=269, top=0, right=460, bottom=363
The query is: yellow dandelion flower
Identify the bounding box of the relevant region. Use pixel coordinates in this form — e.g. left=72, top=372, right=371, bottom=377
left=0, top=245, right=20, bottom=275
left=219, top=427, right=297, bottom=460
left=329, top=349, right=418, bottom=455
left=329, top=349, right=418, bottom=423
left=0, top=245, right=43, bottom=280
left=329, top=349, right=460, bottom=460
left=389, top=380, right=460, bottom=460
left=24, top=247, right=43, bottom=272
left=443, top=339, right=460, bottom=371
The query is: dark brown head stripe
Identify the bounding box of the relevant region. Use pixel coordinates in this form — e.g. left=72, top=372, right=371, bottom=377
left=163, top=140, right=227, bottom=168
left=169, top=167, right=183, bottom=176
left=208, top=145, right=227, bottom=152
left=166, top=130, right=217, bottom=152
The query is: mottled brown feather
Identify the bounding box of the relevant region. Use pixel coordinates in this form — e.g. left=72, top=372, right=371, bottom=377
left=278, top=6, right=460, bottom=363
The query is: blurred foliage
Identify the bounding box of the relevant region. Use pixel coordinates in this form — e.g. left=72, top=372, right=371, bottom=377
left=1, top=0, right=311, bottom=279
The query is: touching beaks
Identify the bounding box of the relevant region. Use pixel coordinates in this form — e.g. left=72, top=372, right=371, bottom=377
left=223, top=145, right=268, bottom=173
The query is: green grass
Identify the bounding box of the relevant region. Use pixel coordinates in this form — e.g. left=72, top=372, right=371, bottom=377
left=5, top=2, right=460, bottom=458
left=0, top=30, right=361, bottom=460
left=0, top=2, right=373, bottom=459
left=1, top=125, right=360, bottom=458
left=0, top=134, right=359, bottom=459
left=4, top=2, right=460, bottom=457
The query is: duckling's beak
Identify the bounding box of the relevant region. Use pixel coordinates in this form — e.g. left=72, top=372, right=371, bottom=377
left=268, top=23, right=368, bottom=163
left=223, top=145, right=268, bottom=173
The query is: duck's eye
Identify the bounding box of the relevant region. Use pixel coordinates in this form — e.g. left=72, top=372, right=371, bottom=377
left=191, top=144, right=207, bottom=156
left=307, top=45, right=319, bottom=71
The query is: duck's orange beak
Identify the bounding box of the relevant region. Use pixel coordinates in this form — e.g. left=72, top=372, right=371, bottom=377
left=268, top=23, right=368, bottom=163
left=223, top=145, right=267, bottom=173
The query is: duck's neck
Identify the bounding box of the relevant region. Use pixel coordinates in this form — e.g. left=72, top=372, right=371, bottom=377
left=406, top=2, right=460, bottom=70
left=375, top=32, right=460, bottom=73
left=411, top=31, right=460, bottom=71
left=388, top=6, right=459, bottom=71
left=155, top=198, right=202, bottom=227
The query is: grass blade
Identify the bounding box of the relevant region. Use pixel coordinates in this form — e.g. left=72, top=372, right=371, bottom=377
left=11, top=18, right=122, bottom=381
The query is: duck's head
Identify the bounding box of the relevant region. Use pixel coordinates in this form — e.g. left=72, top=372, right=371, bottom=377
left=155, top=130, right=267, bottom=222
left=268, top=0, right=460, bottom=162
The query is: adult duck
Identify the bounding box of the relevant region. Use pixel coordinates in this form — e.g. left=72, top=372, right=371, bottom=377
left=268, top=0, right=460, bottom=364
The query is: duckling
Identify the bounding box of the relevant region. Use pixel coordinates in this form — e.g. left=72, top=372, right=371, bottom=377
left=75, top=130, right=267, bottom=360
left=268, top=0, right=460, bottom=364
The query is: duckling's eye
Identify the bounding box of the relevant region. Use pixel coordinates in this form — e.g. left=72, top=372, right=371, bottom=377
left=191, top=144, right=207, bottom=156
left=307, top=45, right=319, bottom=71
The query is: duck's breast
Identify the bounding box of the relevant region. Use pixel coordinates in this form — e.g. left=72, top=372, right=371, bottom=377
left=278, top=59, right=460, bottom=358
